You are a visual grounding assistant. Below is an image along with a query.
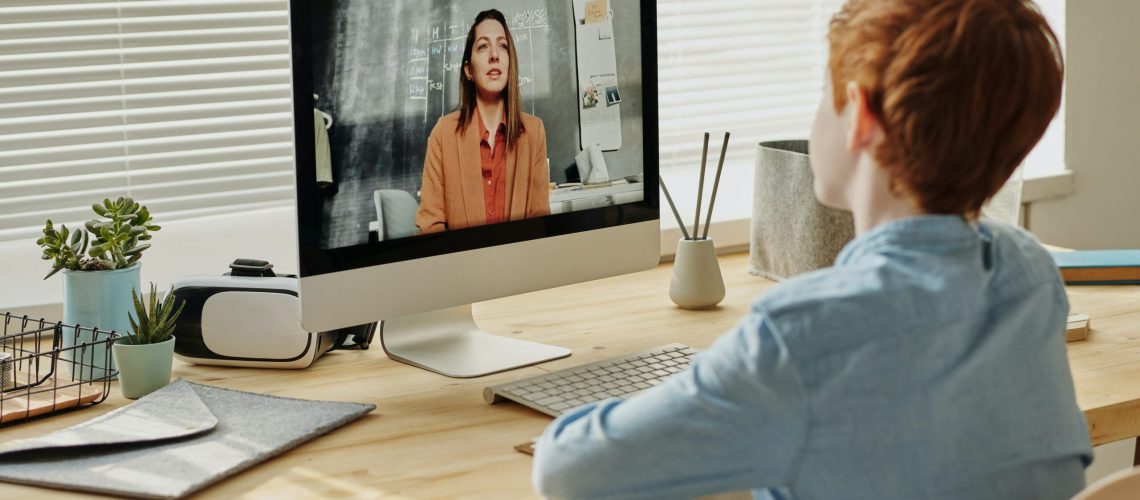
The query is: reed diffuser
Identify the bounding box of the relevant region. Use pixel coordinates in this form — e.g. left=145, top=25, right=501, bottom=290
left=662, top=132, right=730, bottom=309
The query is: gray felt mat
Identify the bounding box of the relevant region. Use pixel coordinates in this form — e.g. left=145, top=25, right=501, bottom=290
left=0, top=379, right=375, bottom=499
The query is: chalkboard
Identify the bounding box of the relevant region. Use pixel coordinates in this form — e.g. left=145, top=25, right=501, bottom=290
left=311, top=0, right=582, bottom=248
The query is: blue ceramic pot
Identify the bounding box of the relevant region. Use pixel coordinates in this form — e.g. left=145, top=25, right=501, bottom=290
left=61, top=264, right=141, bottom=379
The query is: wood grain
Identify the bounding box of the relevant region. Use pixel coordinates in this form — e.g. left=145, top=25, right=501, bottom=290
left=0, top=253, right=1137, bottom=498
left=0, top=373, right=104, bottom=424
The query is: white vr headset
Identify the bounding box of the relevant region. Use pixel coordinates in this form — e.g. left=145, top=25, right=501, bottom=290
left=171, top=259, right=374, bottom=369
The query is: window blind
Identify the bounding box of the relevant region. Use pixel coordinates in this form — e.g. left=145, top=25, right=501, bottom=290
left=658, top=0, right=1066, bottom=178
left=657, top=0, right=844, bottom=172
left=0, top=0, right=293, bottom=243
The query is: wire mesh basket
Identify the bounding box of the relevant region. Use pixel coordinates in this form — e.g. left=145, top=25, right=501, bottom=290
left=0, top=312, right=119, bottom=424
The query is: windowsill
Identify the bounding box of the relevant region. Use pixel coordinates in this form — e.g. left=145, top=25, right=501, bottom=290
left=1, top=205, right=298, bottom=317
left=1022, top=169, right=1076, bottom=203
left=1, top=167, right=1074, bottom=315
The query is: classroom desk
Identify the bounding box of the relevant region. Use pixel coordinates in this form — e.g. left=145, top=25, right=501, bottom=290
left=3, top=252, right=1140, bottom=498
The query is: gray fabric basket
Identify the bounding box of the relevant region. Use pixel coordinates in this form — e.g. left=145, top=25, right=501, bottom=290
left=750, top=140, right=855, bottom=281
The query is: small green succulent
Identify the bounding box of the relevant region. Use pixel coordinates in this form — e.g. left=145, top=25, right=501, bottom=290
left=126, top=283, right=185, bottom=345
left=36, top=197, right=160, bottom=279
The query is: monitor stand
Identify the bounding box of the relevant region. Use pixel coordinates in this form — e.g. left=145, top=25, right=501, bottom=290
left=378, top=304, right=571, bottom=378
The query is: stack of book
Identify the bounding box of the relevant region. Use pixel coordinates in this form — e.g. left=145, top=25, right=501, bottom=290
left=1051, top=250, right=1140, bottom=285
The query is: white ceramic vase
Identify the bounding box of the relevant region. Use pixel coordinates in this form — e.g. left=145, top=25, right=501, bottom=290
left=669, top=239, right=726, bottom=310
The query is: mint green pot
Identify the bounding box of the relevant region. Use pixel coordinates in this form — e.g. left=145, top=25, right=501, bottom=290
left=112, top=337, right=174, bottom=399
left=62, top=264, right=141, bottom=380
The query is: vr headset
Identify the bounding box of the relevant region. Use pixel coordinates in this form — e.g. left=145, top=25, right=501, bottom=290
left=171, top=259, right=375, bottom=369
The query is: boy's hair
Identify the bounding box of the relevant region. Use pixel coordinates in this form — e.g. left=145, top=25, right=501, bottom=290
left=828, top=0, right=1064, bottom=217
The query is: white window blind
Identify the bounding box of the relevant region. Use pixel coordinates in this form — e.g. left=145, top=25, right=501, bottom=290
left=657, top=0, right=844, bottom=173
left=1023, top=0, right=1066, bottom=178
left=0, top=0, right=294, bottom=243
left=658, top=0, right=1067, bottom=178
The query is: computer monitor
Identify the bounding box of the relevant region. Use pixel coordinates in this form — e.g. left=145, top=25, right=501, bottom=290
left=290, top=0, right=660, bottom=377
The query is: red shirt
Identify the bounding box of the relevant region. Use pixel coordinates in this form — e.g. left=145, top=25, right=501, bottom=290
left=477, top=114, right=508, bottom=225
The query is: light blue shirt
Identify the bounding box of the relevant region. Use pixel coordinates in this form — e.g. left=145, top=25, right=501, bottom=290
left=533, top=216, right=1092, bottom=499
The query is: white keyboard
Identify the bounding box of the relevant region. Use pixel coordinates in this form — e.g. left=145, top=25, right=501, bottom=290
left=483, top=343, right=697, bottom=417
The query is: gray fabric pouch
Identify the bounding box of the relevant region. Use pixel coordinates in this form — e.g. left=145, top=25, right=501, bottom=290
left=750, top=140, right=856, bottom=281
left=0, top=379, right=375, bottom=499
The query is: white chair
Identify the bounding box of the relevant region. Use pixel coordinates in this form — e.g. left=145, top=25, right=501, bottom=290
left=1074, top=467, right=1140, bottom=500
left=372, top=189, right=419, bottom=241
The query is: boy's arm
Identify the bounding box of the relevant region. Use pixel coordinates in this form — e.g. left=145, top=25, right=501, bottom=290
left=532, top=312, right=808, bottom=499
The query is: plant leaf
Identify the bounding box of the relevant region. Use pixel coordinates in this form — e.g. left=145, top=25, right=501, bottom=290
left=124, top=243, right=151, bottom=256
left=92, top=204, right=108, bottom=216
left=104, top=198, right=114, bottom=210
left=132, top=287, right=150, bottom=340
left=44, top=266, right=62, bottom=280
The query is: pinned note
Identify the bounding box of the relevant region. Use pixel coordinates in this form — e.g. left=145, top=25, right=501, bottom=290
left=584, top=0, right=608, bottom=24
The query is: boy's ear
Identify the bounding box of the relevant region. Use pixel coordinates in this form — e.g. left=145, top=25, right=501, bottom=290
left=845, top=81, right=882, bottom=153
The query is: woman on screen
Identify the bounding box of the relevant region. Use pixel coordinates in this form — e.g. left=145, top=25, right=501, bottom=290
left=415, top=9, right=551, bottom=234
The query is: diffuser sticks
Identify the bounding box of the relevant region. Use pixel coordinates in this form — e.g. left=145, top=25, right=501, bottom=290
left=661, top=132, right=730, bottom=241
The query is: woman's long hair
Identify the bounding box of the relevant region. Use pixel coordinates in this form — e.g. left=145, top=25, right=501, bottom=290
left=457, top=9, right=524, bottom=149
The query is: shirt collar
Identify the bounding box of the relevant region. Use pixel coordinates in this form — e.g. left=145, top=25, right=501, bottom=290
left=476, top=108, right=507, bottom=141
left=837, top=215, right=982, bottom=265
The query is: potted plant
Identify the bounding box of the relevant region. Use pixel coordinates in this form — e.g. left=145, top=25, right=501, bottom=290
left=113, top=283, right=185, bottom=399
left=36, top=197, right=160, bottom=375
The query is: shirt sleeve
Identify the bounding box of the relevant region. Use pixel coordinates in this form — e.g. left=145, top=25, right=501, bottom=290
left=532, top=311, right=808, bottom=499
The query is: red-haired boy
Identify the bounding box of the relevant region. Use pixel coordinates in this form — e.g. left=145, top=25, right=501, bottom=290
left=534, top=1, right=1090, bottom=498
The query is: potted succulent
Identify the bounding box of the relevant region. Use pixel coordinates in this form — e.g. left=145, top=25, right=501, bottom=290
left=113, top=283, right=185, bottom=399
left=37, top=197, right=160, bottom=375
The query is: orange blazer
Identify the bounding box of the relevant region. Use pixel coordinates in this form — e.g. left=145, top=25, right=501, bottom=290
left=415, top=112, right=551, bottom=234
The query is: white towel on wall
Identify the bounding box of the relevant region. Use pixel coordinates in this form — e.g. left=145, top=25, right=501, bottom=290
left=314, top=109, right=334, bottom=188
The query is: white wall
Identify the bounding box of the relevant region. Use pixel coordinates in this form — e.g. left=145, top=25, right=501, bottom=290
left=1031, top=1, right=1140, bottom=249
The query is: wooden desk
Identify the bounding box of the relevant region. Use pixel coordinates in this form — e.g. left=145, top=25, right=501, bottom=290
left=3, top=253, right=1140, bottom=498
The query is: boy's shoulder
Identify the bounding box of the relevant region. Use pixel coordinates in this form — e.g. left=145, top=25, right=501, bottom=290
left=750, top=220, right=1061, bottom=352
left=979, top=219, right=1065, bottom=292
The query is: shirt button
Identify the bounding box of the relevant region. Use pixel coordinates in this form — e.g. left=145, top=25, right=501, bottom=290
left=486, top=180, right=491, bottom=185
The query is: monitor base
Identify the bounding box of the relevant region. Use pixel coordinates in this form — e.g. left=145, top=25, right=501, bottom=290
left=378, top=304, right=571, bottom=378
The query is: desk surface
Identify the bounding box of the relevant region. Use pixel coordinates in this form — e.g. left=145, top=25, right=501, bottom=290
left=3, top=253, right=1140, bottom=498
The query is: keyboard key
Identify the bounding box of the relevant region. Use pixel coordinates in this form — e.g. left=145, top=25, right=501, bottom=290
left=550, top=402, right=572, bottom=411
left=537, top=396, right=563, bottom=406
